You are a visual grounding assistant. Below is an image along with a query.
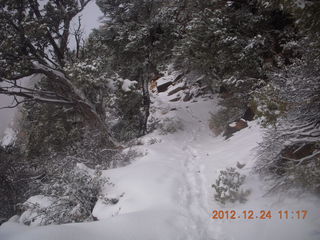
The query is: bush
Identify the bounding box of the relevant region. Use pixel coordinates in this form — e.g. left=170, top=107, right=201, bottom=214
left=19, top=164, right=108, bottom=225
left=286, top=151, right=320, bottom=193
left=159, top=117, right=184, bottom=135
left=0, top=146, right=31, bottom=224
left=148, top=137, right=160, bottom=145
left=251, top=84, right=287, bottom=126
left=209, top=107, right=243, bottom=136
left=256, top=39, right=320, bottom=194
left=212, top=167, right=250, bottom=204
left=109, top=148, right=142, bottom=168
left=257, top=131, right=320, bottom=194
left=209, top=96, right=247, bottom=136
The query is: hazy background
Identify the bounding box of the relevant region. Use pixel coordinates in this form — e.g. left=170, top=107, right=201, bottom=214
left=0, top=94, right=17, bottom=137
left=0, top=0, right=102, bottom=139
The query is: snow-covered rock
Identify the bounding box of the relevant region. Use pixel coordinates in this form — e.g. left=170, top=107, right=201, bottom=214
left=1, top=128, right=16, bottom=147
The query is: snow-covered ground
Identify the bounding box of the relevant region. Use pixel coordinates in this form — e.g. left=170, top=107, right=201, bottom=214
left=1, top=73, right=319, bottom=240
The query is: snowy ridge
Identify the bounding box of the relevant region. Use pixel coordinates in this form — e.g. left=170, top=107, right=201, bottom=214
left=1, top=74, right=319, bottom=240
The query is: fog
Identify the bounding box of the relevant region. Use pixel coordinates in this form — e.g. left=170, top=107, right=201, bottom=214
left=0, top=94, right=17, bottom=139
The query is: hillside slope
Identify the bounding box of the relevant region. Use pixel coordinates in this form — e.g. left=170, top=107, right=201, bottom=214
left=0, top=74, right=319, bottom=240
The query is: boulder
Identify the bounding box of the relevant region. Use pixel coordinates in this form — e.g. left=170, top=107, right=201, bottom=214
left=157, top=81, right=172, bottom=92
left=150, top=80, right=158, bottom=92
left=173, top=73, right=184, bottom=83
left=223, top=119, right=248, bottom=139
left=168, top=86, right=185, bottom=96
left=281, top=143, right=316, bottom=161
left=183, top=92, right=193, bottom=102
left=242, top=107, right=255, bottom=121
left=169, top=96, right=181, bottom=102
left=274, top=142, right=318, bottom=175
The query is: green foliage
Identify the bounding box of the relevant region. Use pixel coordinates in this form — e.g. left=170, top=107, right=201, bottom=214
left=111, top=89, right=144, bottom=141
left=209, top=107, right=242, bottom=136
left=209, top=93, right=250, bottom=135
left=176, top=1, right=264, bottom=85
left=18, top=102, right=84, bottom=158
left=95, top=0, right=178, bottom=79
left=256, top=35, right=320, bottom=193
left=148, top=137, right=160, bottom=145
left=212, top=167, right=251, bottom=204
left=0, top=146, right=30, bottom=223
left=0, top=0, right=90, bottom=77
left=258, top=0, right=320, bottom=33
left=20, top=165, right=108, bottom=225
left=251, top=84, right=287, bottom=126
left=285, top=145, right=320, bottom=193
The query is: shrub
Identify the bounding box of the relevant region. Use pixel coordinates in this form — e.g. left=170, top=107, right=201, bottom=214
left=209, top=107, right=243, bottom=136
left=109, top=148, right=142, bottom=168
left=159, top=117, right=184, bottom=135
left=251, top=84, right=287, bottom=126
left=209, top=96, right=247, bottom=135
left=148, top=137, right=160, bottom=145
left=19, top=164, right=108, bottom=225
left=0, top=146, right=31, bottom=224
left=286, top=151, right=320, bottom=193
left=212, top=167, right=250, bottom=204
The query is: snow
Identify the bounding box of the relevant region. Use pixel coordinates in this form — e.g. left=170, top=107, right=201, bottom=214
left=228, top=122, right=237, bottom=127
left=156, top=69, right=179, bottom=86
left=1, top=73, right=319, bottom=240
left=18, top=195, right=54, bottom=226
left=106, top=77, right=117, bottom=91
left=1, top=128, right=16, bottom=147
left=121, top=79, right=137, bottom=92
left=295, top=0, right=306, bottom=9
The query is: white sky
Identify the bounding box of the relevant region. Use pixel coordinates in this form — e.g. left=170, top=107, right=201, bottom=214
left=69, top=0, right=103, bottom=49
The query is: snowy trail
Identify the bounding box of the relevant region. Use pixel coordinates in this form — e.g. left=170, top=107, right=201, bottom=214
left=177, top=104, right=219, bottom=240
left=144, top=91, right=219, bottom=240
left=180, top=126, right=212, bottom=240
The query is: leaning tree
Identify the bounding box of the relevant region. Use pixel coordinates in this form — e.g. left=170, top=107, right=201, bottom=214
left=0, top=0, right=117, bottom=144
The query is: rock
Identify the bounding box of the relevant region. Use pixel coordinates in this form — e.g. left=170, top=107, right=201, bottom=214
left=219, top=85, right=233, bottom=99
left=281, top=143, right=316, bottom=161
left=150, top=80, right=158, bottom=92
left=168, top=86, right=185, bottom=96
left=194, top=75, right=205, bottom=84
left=149, top=74, right=163, bottom=92
left=223, top=119, right=248, bottom=139
left=242, top=107, right=255, bottom=121
left=183, top=92, right=193, bottom=102
left=219, top=85, right=228, bottom=94
left=157, top=81, right=172, bottom=92
left=173, top=73, right=184, bottom=83
left=198, top=85, right=212, bottom=94
left=236, top=161, right=246, bottom=169
left=169, top=96, right=181, bottom=102
left=274, top=142, right=317, bottom=175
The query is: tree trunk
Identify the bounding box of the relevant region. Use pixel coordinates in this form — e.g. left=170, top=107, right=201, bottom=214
left=140, top=66, right=151, bottom=136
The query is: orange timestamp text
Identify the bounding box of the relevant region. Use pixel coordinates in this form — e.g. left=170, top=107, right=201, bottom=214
left=211, top=210, right=308, bottom=220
